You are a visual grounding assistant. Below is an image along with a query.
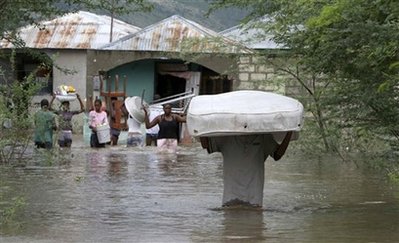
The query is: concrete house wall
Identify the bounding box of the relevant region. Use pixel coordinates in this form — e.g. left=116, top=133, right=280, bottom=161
left=52, top=50, right=87, bottom=101
left=85, top=50, right=238, bottom=101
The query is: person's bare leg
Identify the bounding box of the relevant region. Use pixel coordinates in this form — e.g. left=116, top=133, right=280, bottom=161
left=111, top=135, right=118, bottom=146
left=146, top=134, right=151, bottom=146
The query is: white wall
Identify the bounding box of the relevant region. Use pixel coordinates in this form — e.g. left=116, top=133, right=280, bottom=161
left=50, top=50, right=88, bottom=134
left=52, top=50, right=87, bottom=109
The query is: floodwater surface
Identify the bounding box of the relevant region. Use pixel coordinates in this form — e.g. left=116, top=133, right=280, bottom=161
left=1, top=137, right=398, bottom=243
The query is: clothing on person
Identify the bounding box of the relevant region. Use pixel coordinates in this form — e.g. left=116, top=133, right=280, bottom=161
left=110, top=127, right=121, bottom=140
left=146, top=133, right=158, bottom=145
left=50, top=94, right=84, bottom=148
left=90, top=132, right=105, bottom=148
left=34, top=101, right=57, bottom=149
left=206, top=134, right=278, bottom=207
left=54, top=110, right=79, bottom=147
left=126, top=116, right=143, bottom=147
left=157, top=138, right=178, bottom=153
left=127, top=134, right=143, bottom=146
left=89, top=110, right=108, bottom=128
left=156, top=114, right=180, bottom=152
left=157, top=114, right=179, bottom=139
left=89, top=109, right=108, bottom=148
left=58, top=130, right=73, bottom=147
left=145, top=109, right=160, bottom=146
left=144, top=103, right=186, bottom=153
left=55, top=110, right=80, bottom=130
left=109, top=98, right=125, bottom=146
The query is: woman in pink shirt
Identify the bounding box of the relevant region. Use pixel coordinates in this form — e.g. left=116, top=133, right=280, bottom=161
left=89, top=99, right=108, bottom=148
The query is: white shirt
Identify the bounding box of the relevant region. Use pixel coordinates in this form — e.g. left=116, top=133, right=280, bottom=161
left=127, top=117, right=142, bottom=134
left=146, top=108, right=161, bottom=135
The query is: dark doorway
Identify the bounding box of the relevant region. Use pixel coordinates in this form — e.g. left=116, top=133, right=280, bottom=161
left=155, top=74, right=186, bottom=99
left=200, top=67, right=232, bottom=95
left=15, top=53, right=53, bottom=94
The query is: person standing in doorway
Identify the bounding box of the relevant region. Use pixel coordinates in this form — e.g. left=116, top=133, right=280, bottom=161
left=34, top=99, right=57, bottom=149
left=50, top=93, right=85, bottom=147
left=144, top=103, right=186, bottom=153
left=200, top=132, right=292, bottom=208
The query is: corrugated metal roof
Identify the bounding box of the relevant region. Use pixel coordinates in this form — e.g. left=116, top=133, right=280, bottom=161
left=220, top=24, right=285, bottom=49
left=101, top=15, right=251, bottom=53
left=0, top=11, right=141, bottom=49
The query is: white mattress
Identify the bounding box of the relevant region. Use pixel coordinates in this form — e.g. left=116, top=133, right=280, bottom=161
left=187, top=90, right=304, bottom=139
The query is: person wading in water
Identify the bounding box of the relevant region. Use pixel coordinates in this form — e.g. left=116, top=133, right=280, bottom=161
left=143, top=103, right=186, bottom=153
left=200, top=132, right=293, bottom=208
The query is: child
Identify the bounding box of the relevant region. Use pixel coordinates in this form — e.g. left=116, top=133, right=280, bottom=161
left=88, top=99, right=109, bottom=148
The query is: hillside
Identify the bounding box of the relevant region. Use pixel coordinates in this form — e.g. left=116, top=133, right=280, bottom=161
left=90, top=0, right=248, bottom=32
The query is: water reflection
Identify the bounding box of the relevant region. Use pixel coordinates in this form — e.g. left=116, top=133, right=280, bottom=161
left=106, top=153, right=128, bottom=179
left=0, top=144, right=399, bottom=242
left=155, top=153, right=178, bottom=174
left=222, top=209, right=265, bottom=241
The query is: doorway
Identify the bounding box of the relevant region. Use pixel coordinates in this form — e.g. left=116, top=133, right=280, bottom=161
left=155, top=74, right=186, bottom=99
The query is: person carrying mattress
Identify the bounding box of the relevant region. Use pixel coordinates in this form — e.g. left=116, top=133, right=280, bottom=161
left=200, top=131, right=292, bottom=208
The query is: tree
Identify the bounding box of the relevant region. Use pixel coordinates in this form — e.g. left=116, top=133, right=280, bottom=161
left=0, top=0, right=153, bottom=164
left=209, top=0, right=399, bottom=155
left=0, top=0, right=86, bottom=45
left=0, top=0, right=153, bottom=44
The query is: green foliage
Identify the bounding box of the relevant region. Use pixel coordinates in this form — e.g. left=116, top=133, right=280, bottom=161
left=0, top=1, right=93, bottom=164
left=0, top=196, right=26, bottom=227
left=0, top=0, right=154, bottom=46
left=388, top=168, right=399, bottom=184
left=0, top=178, right=26, bottom=229
left=0, top=49, right=45, bottom=164
left=0, top=0, right=90, bottom=46
left=209, top=0, right=399, bottom=160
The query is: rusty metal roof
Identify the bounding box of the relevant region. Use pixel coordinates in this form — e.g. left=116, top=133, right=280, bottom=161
left=219, top=18, right=286, bottom=50
left=101, top=15, right=251, bottom=54
left=0, top=11, right=141, bottom=49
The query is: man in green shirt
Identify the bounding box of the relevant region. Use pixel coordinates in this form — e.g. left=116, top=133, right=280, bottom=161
left=34, top=99, right=57, bottom=149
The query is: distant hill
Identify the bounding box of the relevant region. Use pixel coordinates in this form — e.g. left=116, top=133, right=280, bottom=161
left=87, top=0, right=248, bottom=32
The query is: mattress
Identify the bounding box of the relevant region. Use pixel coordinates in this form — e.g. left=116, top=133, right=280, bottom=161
left=187, top=90, right=304, bottom=139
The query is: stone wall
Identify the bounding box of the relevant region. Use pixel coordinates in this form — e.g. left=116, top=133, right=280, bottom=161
left=236, top=55, right=305, bottom=99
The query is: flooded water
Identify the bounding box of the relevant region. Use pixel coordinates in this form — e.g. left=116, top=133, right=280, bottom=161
left=1, top=137, right=399, bottom=243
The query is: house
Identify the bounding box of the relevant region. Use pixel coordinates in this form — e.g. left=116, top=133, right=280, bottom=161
left=1, top=11, right=295, bottom=140
left=88, top=15, right=252, bottom=144
left=90, top=15, right=251, bottom=103
left=219, top=22, right=282, bottom=50
left=0, top=11, right=141, bottom=109
left=220, top=21, right=300, bottom=97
